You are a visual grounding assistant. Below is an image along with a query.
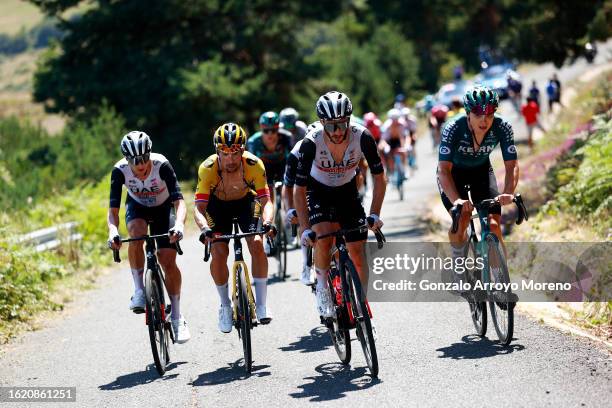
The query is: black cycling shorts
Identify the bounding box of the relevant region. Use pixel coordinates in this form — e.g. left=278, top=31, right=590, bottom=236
left=205, top=194, right=260, bottom=243
left=437, top=161, right=501, bottom=215
left=388, top=138, right=402, bottom=150
left=307, top=177, right=367, bottom=242
left=125, top=196, right=175, bottom=249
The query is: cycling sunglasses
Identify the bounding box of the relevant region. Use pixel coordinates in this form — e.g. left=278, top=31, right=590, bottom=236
left=127, top=153, right=150, bottom=165
left=217, top=144, right=243, bottom=155
left=323, top=119, right=350, bottom=133
left=471, top=105, right=497, bottom=116
left=262, top=128, right=278, bottom=134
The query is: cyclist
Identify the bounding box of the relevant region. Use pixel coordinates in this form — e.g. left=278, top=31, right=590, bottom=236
left=279, top=107, right=308, bottom=144
left=437, top=86, right=518, bottom=288
left=247, top=111, right=293, bottom=254
left=194, top=123, right=276, bottom=332
left=380, top=108, right=409, bottom=175
left=282, top=122, right=320, bottom=285
left=107, top=131, right=190, bottom=344
left=429, top=103, right=449, bottom=148
left=400, top=106, right=418, bottom=171
left=294, top=91, right=386, bottom=318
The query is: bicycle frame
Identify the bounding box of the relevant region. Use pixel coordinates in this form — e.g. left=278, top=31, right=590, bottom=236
left=229, top=222, right=257, bottom=323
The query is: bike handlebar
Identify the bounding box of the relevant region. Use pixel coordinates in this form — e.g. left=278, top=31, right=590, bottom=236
left=202, top=227, right=274, bottom=262
left=111, top=233, right=183, bottom=263
left=305, top=216, right=386, bottom=268
left=450, top=194, right=529, bottom=233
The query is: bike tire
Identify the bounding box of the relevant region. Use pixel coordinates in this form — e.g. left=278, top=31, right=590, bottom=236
left=485, top=234, right=514, bottom=345
left=346, top=260, right=378, bottom=377
left=237, top=265, right=253, bottom=374
left=326, top=271, right=351, bottom=364
left=276, top=211, right=288, bottom=280
left=467, top=240, right=487, bottom=337
left=145, top=268, right=169, bottom=375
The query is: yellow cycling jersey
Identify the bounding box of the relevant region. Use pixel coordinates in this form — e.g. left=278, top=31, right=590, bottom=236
left=195, top=151, right=269, bottom=202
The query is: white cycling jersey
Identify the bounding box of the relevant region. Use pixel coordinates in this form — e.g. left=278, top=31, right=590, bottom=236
left=295, top=122, right=383, bottom=187
left=110, top=153, right=182, bottom=207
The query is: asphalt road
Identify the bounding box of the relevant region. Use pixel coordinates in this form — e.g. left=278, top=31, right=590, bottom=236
left=1, top=42, right=611, bottom=407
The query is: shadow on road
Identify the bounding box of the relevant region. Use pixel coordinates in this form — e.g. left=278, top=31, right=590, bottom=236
left=278, top=326, right=331, bottom=354
left=289, top=362, right=381, bottom=402
left=436, top=335, right=525, bottom=360
left=98, top=361, right=187, bottom=390
left=191, top=359, right=271, bottom=385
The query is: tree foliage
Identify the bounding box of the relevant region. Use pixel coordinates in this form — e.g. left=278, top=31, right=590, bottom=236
left=28, top=0, right=609, bottom=176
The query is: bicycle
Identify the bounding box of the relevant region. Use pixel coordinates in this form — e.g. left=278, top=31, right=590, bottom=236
left=305, top=216, right=386, bottom=377
left=272, top=181, right=288, bottom=280
left=392, top=148, right=406, bottom=201
left=450, top=186, right=528, bottom=345
left=111, top=234, right=183, bottom=376
left=202, top=220, right=274, bottom=374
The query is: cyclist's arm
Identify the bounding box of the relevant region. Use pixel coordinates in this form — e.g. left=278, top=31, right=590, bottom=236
left=294, top=138, right=316, bottom=230
left=437, top=161, right=461, bottom=203
left=437, top=123, right=461, bottom=202
left=282, top=152, right=299, bottom=210
left=502, top=160, right=519, bottom=195
left=108, top=167, right=124, bottom=237
left=251, top=156, right=273, bottom=225
left=361, top=129, right=385, bottom=215
left=160, top=161, right=186, bottom=227
left=194, top=160, right=213, bottom=230
left=498, top=119, right=519, bottom=196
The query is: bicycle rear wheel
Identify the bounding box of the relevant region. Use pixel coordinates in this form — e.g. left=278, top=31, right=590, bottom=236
left=236, top=265, right=253, bottom=374
left=275, top=211, right=287, bottom=280
left=485, top=234, right=514, bottom=345
left=346, top=260, right=378, bottom=377
left=145, top=268, right=169, bottom=375
left=467, top=240, right=487, bottom=336
left=326, top=270, right=351, bottom=364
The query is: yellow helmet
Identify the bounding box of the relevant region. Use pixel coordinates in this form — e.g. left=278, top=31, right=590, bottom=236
left=213, top=123, right=247, bottom=150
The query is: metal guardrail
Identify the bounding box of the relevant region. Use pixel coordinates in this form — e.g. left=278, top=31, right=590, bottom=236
left=18, top=222, right=82, bottom=252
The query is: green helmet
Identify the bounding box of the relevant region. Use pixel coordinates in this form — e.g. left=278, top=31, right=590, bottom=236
left=463, top=86, right=499, bottom=115
left=259, top=111, right=280, bottom=129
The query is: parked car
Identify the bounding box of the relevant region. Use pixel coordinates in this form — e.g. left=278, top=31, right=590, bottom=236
left=474, top=63, right=517, bottom=99
left=435, top=80, right=473, bottom=108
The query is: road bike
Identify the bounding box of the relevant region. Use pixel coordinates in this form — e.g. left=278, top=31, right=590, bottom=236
left=450, top=186, right=528, bottom=345
left=272, top=181, right=288, bottom=280
left=203, top=220, right=274, bottom=374
left=112, top=234, right=183, bottom=375
left=305, top=217, right=385, bottom=377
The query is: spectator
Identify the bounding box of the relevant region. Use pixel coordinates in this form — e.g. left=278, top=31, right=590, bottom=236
left=528, top=80, right=541, bottom=106
left=547, top=73, right=563, bottom=113
left=521, top=96, right=546, bottom=149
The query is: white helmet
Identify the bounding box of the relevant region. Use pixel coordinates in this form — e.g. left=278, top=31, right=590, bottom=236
left=316, top=91, right=353, bottom=120
left=401, top=107, right=412, bottom=117
left=388, top=108, right=401, bottom=121
left=120, top=131, right=152, bottom=158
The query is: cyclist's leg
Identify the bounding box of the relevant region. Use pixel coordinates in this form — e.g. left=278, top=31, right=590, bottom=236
left=125, top=197, right=148, bottom=296
left=337, top=184, right=368, bottom=290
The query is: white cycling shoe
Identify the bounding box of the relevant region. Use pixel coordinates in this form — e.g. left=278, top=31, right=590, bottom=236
left=129, top=289, right=145, bottom=314
left=301, top=264, right=313, bottom=286
left=171, top=315, right=191, bottom=344
left=256, top=305, right=272, bottom=324
left=218, top=305, right=233, bottom=333
left=316, top=286, right=335, bottom=318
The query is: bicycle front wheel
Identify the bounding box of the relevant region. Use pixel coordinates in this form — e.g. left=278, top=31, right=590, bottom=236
left=145, top=268, right=169, bottom=375
left=485, top=234, right=514, bottom=345
left=236, top=265, right=253, bottom=374
left=467, top=240, right=487, bottom=337
left=275, top=211, right=287, bottom=280
left=346, top=260, right=378, bottom=377
left=326, top=271, right=351, bottom=364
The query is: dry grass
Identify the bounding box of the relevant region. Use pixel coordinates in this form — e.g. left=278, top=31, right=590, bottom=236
left=0, top=0, right=44, bottom=36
